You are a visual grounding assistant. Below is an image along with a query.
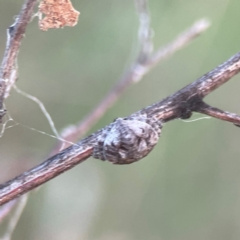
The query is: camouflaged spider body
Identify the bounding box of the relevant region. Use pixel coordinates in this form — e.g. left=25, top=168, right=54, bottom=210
left=92, top=115, right=162, bottom=164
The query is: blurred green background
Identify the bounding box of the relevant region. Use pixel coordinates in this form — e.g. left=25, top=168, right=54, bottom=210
left=1, top=0, right=240, bottom=239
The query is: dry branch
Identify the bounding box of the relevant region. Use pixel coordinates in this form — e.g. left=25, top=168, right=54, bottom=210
left=1, top=50, right=240, bottom=205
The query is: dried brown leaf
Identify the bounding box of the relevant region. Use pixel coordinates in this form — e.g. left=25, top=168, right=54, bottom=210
left=38, top=0, right=80, bottom=31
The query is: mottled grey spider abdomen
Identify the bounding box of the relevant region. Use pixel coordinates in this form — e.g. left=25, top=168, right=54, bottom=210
left=92, top=116, right=162, bottom=164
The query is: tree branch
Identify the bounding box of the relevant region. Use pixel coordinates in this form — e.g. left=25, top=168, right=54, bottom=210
left=1, top=50, right=240, bottom=205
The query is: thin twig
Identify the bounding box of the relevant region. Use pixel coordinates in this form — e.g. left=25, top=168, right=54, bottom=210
left=58, top=18, right=210, bottom=149
left=0, top=200, right=17, bottom=223
left=0, top=0, right=38, bottom=122
left=0, top=0, right=37, bottom=230
left=195, top=102, right=240, bottom=125
left=1, top=50, right=240, bottom=205
left=147, top=19, right=210, bottom=68
left=134, top=0, right=153, bottom=62
left=1, top=195, right=28, bottom=240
